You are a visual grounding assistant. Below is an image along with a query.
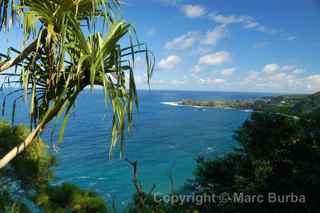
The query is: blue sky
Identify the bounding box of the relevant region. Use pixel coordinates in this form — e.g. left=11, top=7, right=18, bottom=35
left=1, top=0, right=319, bottom=93
left=120, top=0, right=320, bottom=93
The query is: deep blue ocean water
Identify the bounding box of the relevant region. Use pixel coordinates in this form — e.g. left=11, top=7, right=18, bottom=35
left=0, top=90, right=271, bottom=208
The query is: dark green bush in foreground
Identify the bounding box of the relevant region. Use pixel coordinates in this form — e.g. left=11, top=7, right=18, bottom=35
left=184, top=110, right=320, bottom=212
left=0, top=122, right=107, bottom=213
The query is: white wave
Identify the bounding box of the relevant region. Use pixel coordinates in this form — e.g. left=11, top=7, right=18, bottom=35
left=78, top=176, right=90, bottom=179
left=242, top=109, right=254, bottom=113
left=161, top=102, right=180, bottom=106
left=223, top=107, right=233, bottom=110
left=207, top=147, right=215, bottom=153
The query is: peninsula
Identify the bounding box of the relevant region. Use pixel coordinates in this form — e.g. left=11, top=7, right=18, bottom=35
left=179, top=92, right=320, bottom=115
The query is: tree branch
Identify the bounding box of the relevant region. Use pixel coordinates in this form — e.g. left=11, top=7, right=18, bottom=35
left=0, top=97, right=65, bottom=169
left=0, top=40, right=37, bottom=73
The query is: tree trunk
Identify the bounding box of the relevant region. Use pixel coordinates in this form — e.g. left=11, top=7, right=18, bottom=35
left=0, top=98, right=65, bottom=169
left=0, top=40, right=37, bottom=73
left=0, top=124, right=42, bottom=169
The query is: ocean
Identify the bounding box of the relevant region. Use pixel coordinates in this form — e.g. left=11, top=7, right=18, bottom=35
left=0, top=90, right=270, bottom=208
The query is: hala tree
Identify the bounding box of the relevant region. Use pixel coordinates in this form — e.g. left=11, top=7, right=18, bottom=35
left=0, top=0, right=154, bottom=168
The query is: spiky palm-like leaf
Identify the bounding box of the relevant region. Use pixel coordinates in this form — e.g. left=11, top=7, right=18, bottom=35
left=0, top=0, right=154, bottom=168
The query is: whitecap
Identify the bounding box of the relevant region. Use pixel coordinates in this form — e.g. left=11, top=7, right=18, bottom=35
left=207, top=147, right=215, bottom=153
left=161, top=102, right=180, bottom=106
left=223, top=107, right=233, bottom=110
left=78, top=176, right=90, bottom=179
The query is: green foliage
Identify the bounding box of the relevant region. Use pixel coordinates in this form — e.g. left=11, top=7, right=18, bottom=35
left=126, top=192, right=195, bottom=213
left=126, top=193, right=169, bottom=213
left=35, top=183, right=108, bottom=213
left=0, top=189, right=31, bottom=213
left=180, top=99, right=253, bottom=109
left=0, top=121, right=55, bottom=193
left=292, top=92, right=320, bottom=114
left=183, top=111, right=320, bottom=212
left=0, top=122, right=108, bottom=212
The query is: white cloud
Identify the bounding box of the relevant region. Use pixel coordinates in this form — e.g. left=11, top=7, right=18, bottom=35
left=191, top=65, right=201, bottom=75
left=165, top=32, right=199, bottom=50
left=150, top=79, right=185, bottom=87
left=281, top=64, right=297, bottom=71
left=199, top=51, right=231, bottom=66
left=274, top=72, right=287, bottom=81
left=199, top=77, right=226, bottom=85
left=201, top=25, right=226, bottom=45
left=244, top=19, right=259, bottom=29
left=246, top=71, right=259, bottom=81
left=262, top=64, right=303, bottom=75
left=171, top=79, right=185, bottom=85
left=158, top=55, right=181, bottom=70
left=292, top=69, right=305, bottom=75
left=211, top=14, right=277, bottom=34
left=165, top=26, right=226, bottom=51
left=211, top=14, right=244, bottom=25
left=306, top=74, right=320, bottom=85
left=181, top=4, right=206, bottom=18
left=190, top=46, right=213, bottom=55
left=221, top=67, right=236, bottom=76
left=239, top=64, right=320, bottom=93
left=134, top=73, right=148, bottom=85
left=263, top=63, right=280, bottom=74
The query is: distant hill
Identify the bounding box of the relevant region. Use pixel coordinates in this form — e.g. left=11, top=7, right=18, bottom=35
left=179, top=91, right=320, bottom=116
left=291, top=91, right=320, bottom=114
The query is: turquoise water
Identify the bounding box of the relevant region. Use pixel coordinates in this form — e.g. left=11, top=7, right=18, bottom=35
left=1, top=90, right=269, bottom=208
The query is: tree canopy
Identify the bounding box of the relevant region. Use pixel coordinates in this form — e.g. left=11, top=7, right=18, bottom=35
left=0, top=0, right=154, bottom=168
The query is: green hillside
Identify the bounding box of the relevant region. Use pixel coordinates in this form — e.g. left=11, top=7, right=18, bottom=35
left=179, top=91, right=320, bottom=116
left=291, top=92, right=320, bottom=114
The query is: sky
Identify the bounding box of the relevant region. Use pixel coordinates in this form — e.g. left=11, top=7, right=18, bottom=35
left=120, top=0, right=320, bottom=93
left=0, top=0, right=320, bottom=93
